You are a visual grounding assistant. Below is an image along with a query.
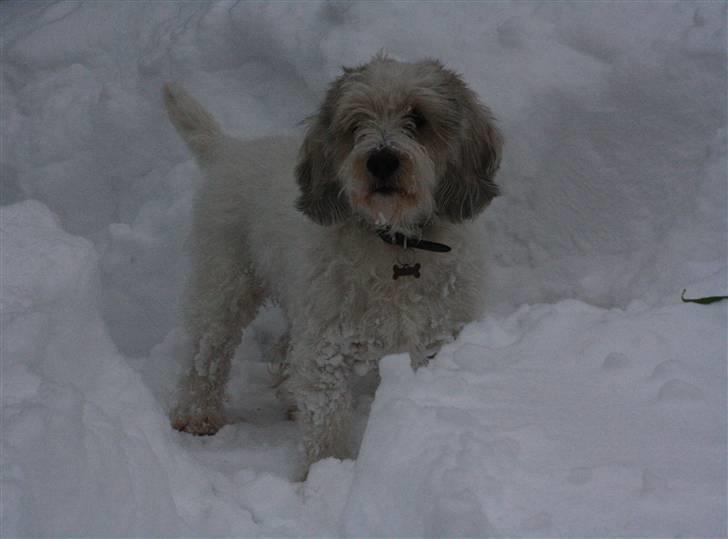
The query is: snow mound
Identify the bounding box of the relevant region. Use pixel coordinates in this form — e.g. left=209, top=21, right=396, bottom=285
left=1, top=201, right=182, bottom=535
left=346, top=301, right=726, bottom=536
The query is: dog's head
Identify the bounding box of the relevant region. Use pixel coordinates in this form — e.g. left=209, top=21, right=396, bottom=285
left=295, top=55, right=503, bottom=232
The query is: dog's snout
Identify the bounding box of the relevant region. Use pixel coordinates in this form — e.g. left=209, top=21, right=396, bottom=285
left=366, top=149, right=400, bottom=183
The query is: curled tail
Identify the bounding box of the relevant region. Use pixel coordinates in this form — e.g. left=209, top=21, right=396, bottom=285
left=163, top=83, right=222, bottom=161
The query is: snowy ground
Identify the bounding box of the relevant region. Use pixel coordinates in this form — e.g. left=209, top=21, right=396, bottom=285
left=2, top=1, right=726, bottom=537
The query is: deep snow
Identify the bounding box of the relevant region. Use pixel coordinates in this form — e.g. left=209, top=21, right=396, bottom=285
left=1, top=1, right=726, bottom=537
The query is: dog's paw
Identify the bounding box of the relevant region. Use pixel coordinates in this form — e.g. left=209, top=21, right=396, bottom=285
left=171, top=413, right=224, bottom=436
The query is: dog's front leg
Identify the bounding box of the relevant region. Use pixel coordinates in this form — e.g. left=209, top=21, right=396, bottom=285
left=409, top=339, right=443, bottom=370
left=289, top=343, right=353, bottom=471
left=409, top=328, right=461, bottom=370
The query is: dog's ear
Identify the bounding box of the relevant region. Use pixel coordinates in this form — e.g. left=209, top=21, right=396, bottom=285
left=295, top=79, right=352, bottom=225
left=294, top=125, right=350, bottom=225
left=435, top=76, right=503, bottom=222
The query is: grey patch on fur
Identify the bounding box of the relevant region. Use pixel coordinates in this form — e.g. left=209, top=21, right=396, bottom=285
left=294, top=133, right=352, bottom=225
left=431, top=65, right=503, bottom=222
left=294, top=72, right=356, bottom=225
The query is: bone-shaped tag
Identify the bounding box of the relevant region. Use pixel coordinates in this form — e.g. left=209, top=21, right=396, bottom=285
left=393, top=263, right=421, bottom=280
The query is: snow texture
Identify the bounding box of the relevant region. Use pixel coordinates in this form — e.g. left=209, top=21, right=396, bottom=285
left=1, top=1, right=726, bottom=537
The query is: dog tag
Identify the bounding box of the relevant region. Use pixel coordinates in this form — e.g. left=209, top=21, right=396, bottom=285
left=393, top=263, right=421, bottom=280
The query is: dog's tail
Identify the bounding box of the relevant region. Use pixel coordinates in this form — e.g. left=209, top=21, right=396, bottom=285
left=163, top=83, right=223, bottom=161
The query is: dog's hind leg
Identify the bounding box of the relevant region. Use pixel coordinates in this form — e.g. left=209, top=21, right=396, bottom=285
left=171, top=241, right=265, bottom=435
left=163, top=82, right=268, bottom=435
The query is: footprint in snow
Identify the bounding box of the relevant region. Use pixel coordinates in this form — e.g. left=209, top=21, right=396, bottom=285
left=649, top=359, right=688, bottom=380
left=601, top=352, right=630, bottom=371
left=657, top=379, right=703, bottom=402
left=567, top=466, right=593, bottom=485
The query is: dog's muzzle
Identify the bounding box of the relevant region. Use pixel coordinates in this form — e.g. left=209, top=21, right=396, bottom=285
left=366, top=148, right=401, bottom=195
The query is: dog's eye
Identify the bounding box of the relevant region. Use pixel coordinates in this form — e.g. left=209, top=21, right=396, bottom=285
left=349, top=123, right=367, bottom=144
left=405, top=109, right=427, bottom=134
left=347, top=122, right=360, bottom=137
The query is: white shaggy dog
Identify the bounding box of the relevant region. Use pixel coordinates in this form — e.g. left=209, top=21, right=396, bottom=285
left=164, top=55, right=503, bottom=470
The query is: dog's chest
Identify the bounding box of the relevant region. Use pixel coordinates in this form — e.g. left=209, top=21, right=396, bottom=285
left=284, top=226, right=481, bottom=372
left=326, top=251, right=468, bottom=368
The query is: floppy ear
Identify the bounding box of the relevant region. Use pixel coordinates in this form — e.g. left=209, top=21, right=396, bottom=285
left=294, top=81, right=352, bottom=225
left=435, top=85, right=503, bottom=222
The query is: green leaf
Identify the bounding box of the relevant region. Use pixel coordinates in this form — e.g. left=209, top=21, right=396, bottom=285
left=681, top=289, right=728, bottom=305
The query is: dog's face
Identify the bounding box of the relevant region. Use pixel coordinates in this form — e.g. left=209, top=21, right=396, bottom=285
left=295, top=56, right=503, bottom=232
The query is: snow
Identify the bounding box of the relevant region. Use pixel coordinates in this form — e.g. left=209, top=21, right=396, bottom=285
left=1, top=1, right=726, bottom=537
left=347, top=302, right=725, bottom=536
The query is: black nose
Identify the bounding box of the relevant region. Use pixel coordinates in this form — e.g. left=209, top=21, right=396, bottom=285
left=366, top=149, right=400, bottom=182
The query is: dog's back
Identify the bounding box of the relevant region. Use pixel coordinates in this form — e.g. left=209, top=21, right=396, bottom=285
left=163, top=83, right=313, bottom=305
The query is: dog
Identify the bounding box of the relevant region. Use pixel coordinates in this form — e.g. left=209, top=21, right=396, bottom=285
left=163, top=55, right=503, bottom=471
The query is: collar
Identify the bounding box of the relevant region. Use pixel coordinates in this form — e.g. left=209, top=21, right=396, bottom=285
left=376, top=229, right=452, bottom=253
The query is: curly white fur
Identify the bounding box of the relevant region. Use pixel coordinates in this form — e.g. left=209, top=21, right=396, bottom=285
left=163, top=55, right=503, bottom=472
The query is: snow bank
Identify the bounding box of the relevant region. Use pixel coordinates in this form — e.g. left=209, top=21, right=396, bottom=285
left=1, top=1, right=726, bottom=537
left=1, top=201, right=183, bottom=535
left=346, top=300, right=726, bottom=536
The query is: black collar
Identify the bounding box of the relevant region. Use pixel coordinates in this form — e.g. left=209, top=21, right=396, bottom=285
left=377, top=229, right=452, bottom=253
